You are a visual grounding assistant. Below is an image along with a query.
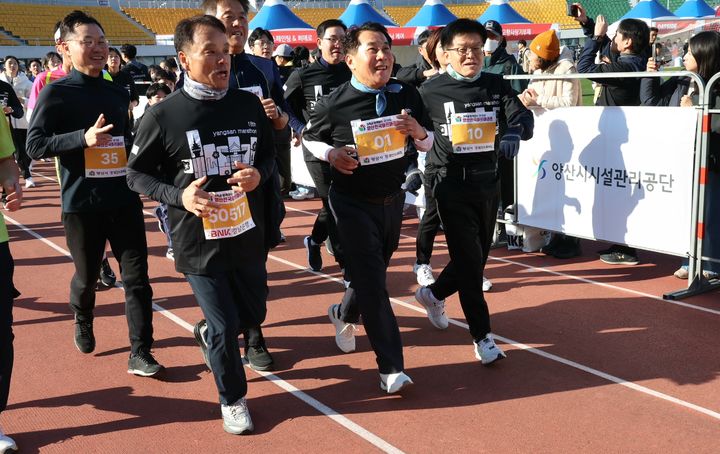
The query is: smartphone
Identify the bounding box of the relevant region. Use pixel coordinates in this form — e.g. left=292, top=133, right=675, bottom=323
left=567, top=3, right=579, bottom=17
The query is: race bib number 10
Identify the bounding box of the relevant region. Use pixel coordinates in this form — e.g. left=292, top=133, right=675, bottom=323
left=450, top=112, right=496, bottom=154
left=84, top=136, right=127, bottom=178
left=202, top=190, right=255, bottom=240
left=351, top=115, right=406, bottom=166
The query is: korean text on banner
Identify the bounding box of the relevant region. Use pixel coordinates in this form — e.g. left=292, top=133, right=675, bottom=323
left=516, top=106, right=696, bottom=257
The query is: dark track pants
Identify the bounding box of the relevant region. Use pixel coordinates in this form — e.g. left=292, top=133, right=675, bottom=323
left=305, top=155, right=344, bottom=269
left=0, top=242, right=15, bottom=413
left=416, top=170, right=441, bottom=265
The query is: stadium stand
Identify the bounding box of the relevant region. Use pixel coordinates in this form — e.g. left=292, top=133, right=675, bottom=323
left=294, top=8, right=345, bottom=28
left=0, top=3, right=154, bottom=45
left=383, top=6, right=420, bottom=26
left=123, top=7, right=203, bottom=35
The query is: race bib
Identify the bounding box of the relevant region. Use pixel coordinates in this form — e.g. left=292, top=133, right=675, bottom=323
left=240, top=85, right=263, bottom=99
left=351, top=115, right=406, bottom=166
left=84, top=136, right=127, bottom=178
left=202, top=190, right=255, bottom=240
left=450, top=112, right=496, bottom=154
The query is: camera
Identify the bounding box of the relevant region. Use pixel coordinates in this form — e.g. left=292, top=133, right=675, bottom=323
left=566, top=3, right=579, bottom=17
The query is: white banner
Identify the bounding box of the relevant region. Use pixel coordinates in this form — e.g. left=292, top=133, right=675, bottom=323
left=517, top=106, right=697, bottom=257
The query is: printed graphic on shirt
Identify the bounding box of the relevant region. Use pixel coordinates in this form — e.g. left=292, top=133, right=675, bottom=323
left=240, top=85, right=263, bottom=99
left=182, top=127, right=257, bottom=178
left=84, top=136, right=127, bottom=178
left=202, top=189, right=255, bottom=240
left=450, top=111, right=496, bottom=153
left=351, top=115, right=406, bottom=166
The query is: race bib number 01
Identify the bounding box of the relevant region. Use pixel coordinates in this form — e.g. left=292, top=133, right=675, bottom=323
left=351, top=115, right=406, bottom=166
left=84, top=136, right=127, bottom=178
left=450, top=112, right=496, bottom=154
left=202, top=190, right=255, bottom=240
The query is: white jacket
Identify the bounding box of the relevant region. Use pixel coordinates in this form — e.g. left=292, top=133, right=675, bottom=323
left=526, top=59, right=582, bottom=109
left=0, top=71, right=32, bottom=129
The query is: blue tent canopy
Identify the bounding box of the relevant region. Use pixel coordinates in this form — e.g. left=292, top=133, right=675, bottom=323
left=621, top=0, right=676, bottom=20
left=249, top=0, right=313, bottom=30
left=477, top=0, right=531, bottom=24
left=339, top=0, right=396, bottom=27
left=674, top=0, right=717, bottom=18
left=405, top=0, right=457, bottom=27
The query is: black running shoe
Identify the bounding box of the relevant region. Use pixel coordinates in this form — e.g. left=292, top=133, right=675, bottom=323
left=128, top=349, right=163, bottom=377
left=193, top=319, right=212, bottom=371
left=74, top=316, right=95, bottom=354
left=99, top=258, right=116, bottom=287
left=304, top=236, right=322, bottom=271
left=245, top=345, right=274, bottom=371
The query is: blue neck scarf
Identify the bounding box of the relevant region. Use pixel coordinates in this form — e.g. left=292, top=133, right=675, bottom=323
left=446, top=63, right=482, bottom=83
left=350, top=75, right=402, bottom=116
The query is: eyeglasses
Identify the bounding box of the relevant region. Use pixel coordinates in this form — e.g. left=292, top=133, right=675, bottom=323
left=322, top=37, right=342, bottom=44
left=445, top=47, right=483, bottom=57
left=253, top=39, right=273, bottom=47
left=71, top=38, right=109, bottom=48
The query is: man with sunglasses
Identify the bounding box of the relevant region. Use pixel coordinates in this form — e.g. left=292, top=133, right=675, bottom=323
left=416, top=19, right=533, bottom=365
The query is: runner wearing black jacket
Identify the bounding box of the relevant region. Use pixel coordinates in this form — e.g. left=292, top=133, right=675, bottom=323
left=284, top=19, right=351, bottom=275
left=303, top=23, right=433, bottom=394
left=25, top=11, right=161, bottom=376
left=417, top=19, right=534, bottom=365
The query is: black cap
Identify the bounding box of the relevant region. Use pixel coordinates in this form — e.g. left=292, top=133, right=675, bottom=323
left=484, top=20, right=503, bottom=38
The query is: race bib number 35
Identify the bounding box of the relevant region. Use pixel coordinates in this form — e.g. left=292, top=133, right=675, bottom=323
left=84, top=136, right=127, bottom=178
left=351, top=115, right=406, bottom=166
left=450, top=112, right=496, bottom=154
left=202, top=190, right=255, bottom=240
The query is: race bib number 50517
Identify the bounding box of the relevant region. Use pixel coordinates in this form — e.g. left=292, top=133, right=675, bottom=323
left=202, top=190, right=255, bottom=240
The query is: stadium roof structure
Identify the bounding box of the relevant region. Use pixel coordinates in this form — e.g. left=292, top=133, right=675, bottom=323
left=620, top=0, right=676, bottom=20
left=339, top=0, right=396, bottom=27
left=477, top=0, right=531, bottom=25
left=673, top=0, right=717, bottom=18
left=249, top=0, right=313, bottom=30
left=404, top=0, right=457, bottom=27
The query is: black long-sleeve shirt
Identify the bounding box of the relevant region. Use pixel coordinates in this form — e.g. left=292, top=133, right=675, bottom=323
left=0, top=79, right=24, bottom=120
left=283, top=58, right=352, bottom=127
left=127, top=88, right=275, bottom=274
left=26, top=69, right=137, bottom=213
left=419, top=72, right=534, bottom=171
left=303, top=80, right=432, bottom=198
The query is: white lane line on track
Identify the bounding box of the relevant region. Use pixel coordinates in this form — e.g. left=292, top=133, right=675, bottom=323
left=286, top=206, right=720, bottom=316
left=5, top=214, right=404, bottom=454
left=22, top=173, right=720, bottom=421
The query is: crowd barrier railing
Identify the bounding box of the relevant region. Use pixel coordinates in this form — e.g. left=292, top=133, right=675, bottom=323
left=505, top=70, right=719, bottom=300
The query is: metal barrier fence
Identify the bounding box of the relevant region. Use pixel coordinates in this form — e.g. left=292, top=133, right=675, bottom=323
left=505, top=70, right=720, bottom=300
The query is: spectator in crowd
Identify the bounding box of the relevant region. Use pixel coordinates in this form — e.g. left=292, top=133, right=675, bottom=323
left=248, top=27, right=274, bottom=60
left=133, top=81, right=171, bottom=133
left=517, top=39, right=531, bottom=73
left=641, top=31, right=720, bottom=280
left=396, top=29, right=436, bottom=87
left=425, top=27, right=448, bottom=73
left=151, top=67, right=177, bottom=91
left=106, top=46, right=140, bottom=113
left=1, top=56, right=34, bottom=188
left=120, top=43, right=151, bottom=82
left=159, top=56, right=181, bottom=80
left=519, top=29, right=583, bottom=259
left=42, top=51, right=62, bottom=72
left=575, top=3, right=649, bottom=266
left=0, top=78, right=23, bottom=453
left=27, top=59, right=42, bottom=82
left=272, top=44, right=294, bottom=83
left=293, top=45, right=310, bottom=68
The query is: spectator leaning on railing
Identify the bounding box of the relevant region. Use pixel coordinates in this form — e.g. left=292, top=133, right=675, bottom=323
left=641, top=31, right=720, bottom=281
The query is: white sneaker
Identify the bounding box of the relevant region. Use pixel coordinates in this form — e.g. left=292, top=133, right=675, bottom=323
left=290, top=187, right=312, bottom=200
left=380, top=371, right=414, bottom=394
left=0, top=426, right=17, bottom=453
left=414, top=287, right=448, bottom=329
left=482, top=276, right=492, bottom=292
left=474, top=334, right=507, bottom=365
left=413, top=262, right=436, bottom=286
left=221, top=397, right=254, bottom=435
left=328, top=304, right=357, bottom=353
left=24, top=177, right=36, bottom=188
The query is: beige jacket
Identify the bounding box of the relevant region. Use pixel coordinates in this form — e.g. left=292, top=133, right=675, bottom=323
left=522, top=59, right=582, bottom=109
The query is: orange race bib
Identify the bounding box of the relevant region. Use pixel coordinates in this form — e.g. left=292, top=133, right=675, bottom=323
left=351, top=115, right=406, bottom=166
left=84, top=136, right=127, bottom=178
left=450, top=112, right=496, bottom=154
left=202, top=190, right=255, bottom=240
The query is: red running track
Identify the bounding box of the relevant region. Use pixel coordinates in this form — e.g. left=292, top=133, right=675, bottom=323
left=3, top=161, right=720, bottom=452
